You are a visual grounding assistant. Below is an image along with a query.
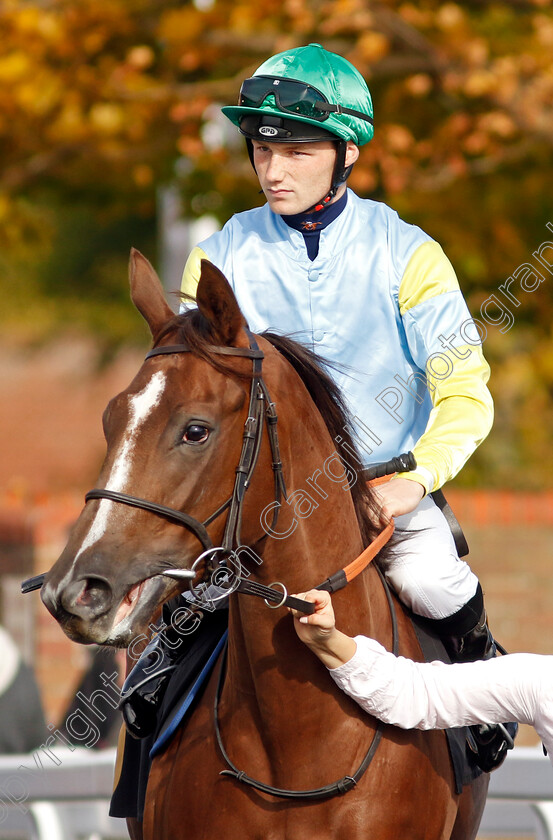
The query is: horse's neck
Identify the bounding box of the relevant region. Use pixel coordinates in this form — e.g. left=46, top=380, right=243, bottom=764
left=228, top=482, right=390, bottom=691
left=224, top=522, right=392, bottom=769
left=251, top=473, right=365, bottom=597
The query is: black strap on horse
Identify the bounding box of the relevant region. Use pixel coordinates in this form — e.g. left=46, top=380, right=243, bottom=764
left=216, top=564, right=399, bottom=800
left=430, top=489, right=469, bottom=558
left=213, top=459, right=398, bottom=799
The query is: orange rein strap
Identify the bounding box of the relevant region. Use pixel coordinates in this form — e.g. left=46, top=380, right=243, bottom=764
left=235, top=519, right=395, bottom=612
left=344, top=520, right=395, bottom=583
left=316, top=519, right=395, bottom=595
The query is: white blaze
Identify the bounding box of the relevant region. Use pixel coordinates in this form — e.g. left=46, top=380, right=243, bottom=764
left=74, top=370, right=167, bottom=561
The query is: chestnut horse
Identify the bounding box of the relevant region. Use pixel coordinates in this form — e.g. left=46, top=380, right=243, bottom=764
left=41, top=250, right=488, bottom=839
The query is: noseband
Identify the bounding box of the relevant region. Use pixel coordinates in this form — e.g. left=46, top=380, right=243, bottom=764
left=85, top=327, right=287, bottom=582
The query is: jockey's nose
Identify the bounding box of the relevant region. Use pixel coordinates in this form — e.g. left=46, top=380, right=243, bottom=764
left=265, top=150, right=285, bottom=182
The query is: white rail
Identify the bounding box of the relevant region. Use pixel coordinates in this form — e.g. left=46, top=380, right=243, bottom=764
left=479, top=746, right=553, bottom=839
left=0, top=747, right=125, bottom=840
left=0, top=745, right=551, bottom=839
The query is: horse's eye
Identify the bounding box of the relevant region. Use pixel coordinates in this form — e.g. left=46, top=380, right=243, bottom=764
left=182, top=424, right=210, bottom=445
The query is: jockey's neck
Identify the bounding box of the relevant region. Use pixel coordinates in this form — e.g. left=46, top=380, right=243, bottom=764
left=281, top=190, right=348, bottom=261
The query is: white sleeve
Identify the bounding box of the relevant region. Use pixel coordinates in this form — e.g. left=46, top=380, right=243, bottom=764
left=328, top=636, right=553, bottom=739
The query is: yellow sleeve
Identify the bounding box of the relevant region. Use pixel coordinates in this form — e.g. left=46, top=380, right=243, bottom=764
left=397, top=240, right=461, bottom=314
left=180, top=246, right=209, bottom=306
left=395, top=241, right=493, bottom=493
left=401, top=344, right=493, bottom=493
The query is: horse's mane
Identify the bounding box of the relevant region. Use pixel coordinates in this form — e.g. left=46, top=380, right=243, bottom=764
left=154, top=310, right=384, bottom=549
left=261, top=332, right=382, bottom=548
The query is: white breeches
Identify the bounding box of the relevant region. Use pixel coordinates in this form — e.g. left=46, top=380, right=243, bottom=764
left=330, top=636, right=553, bottom=764
left=384, top=495, right=479, bottom=620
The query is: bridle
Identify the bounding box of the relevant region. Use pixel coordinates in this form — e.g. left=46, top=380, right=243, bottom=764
left=22, top=325, right=397, bottom=608
left=84, top=328, right=395, bottom=612
left=84, top=328, right=339, bottom=616
left=23, top=324, right=400, bottom=801
left=84, top=327, right=290, bottom=587
left=84, top=326, right=399, bottom=601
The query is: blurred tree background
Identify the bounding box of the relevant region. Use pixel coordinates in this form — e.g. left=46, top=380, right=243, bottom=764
left=2, top=0, right=553, bottom=488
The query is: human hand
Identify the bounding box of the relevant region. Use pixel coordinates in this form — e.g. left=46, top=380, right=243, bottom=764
left=289, top=589, right=336, bottom=645
left=373, top=477, right=425, bottom=519
left=289, top=589, right=357, bottom=668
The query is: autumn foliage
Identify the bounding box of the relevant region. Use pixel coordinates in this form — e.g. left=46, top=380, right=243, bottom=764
left=2, top=0, right=553, bottom=487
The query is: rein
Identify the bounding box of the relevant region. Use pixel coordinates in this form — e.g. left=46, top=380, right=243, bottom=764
left=21, top=323, right=403, bottom=801
left=215, top=562, right=399, bottom=800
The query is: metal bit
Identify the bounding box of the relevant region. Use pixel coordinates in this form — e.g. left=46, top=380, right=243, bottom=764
left=161, top=569, right=197, bottom=581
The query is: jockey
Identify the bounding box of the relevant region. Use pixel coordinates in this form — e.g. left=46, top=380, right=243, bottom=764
left=178, top=43, right=514, bottom=769
left=112, top=46, right=512, bottom=822
left=291, top=588, right=553, bottom=765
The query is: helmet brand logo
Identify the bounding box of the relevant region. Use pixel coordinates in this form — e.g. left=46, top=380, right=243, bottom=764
left=259, top=126, right=279, bottom=137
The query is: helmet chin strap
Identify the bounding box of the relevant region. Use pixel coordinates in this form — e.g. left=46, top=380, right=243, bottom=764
left=309, top=185, right=337, bottom=214
left=303, top=140, right=351, bottom=214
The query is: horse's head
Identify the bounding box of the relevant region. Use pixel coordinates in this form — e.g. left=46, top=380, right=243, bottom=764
left=41, top=250, right=276, bottom=646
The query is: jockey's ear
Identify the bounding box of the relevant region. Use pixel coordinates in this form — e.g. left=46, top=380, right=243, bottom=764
left=196, top=259, right=247, bottom=347
left=129, top=248, right=173, bottom=338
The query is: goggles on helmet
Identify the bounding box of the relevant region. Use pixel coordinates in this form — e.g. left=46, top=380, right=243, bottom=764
left=239, top=75, right=373, bottom=126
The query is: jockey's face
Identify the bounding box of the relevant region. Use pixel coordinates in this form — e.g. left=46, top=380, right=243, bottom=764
left=252, top=139, right=358, bottom=215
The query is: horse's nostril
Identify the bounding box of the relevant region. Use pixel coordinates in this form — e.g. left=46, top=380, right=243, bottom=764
left=76, top=577, right=111, bottom=608
left=61, top=576, right=113, bottom=618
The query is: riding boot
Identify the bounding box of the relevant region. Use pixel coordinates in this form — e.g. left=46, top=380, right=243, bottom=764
left=444, top=606, right=496, bottom=662
left=430, top=586, right=517, bottom=773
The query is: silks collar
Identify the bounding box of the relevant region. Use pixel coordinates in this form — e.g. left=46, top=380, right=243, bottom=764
left=281, top=189, right=348, bottom=233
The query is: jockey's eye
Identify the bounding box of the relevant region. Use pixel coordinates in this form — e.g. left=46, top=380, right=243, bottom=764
left=182, top=424, right=210, bottom=445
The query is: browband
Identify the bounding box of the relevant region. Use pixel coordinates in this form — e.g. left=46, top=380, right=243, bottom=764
left=146, top=344, right=264, bottom=361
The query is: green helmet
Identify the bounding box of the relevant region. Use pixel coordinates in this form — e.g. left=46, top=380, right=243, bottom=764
left=222, top=43, right=374, bottom=146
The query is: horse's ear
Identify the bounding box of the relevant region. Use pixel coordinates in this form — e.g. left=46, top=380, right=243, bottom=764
left=129, top=248, right=174, bottom=338
left=196, top=259, right=247, bottom=346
